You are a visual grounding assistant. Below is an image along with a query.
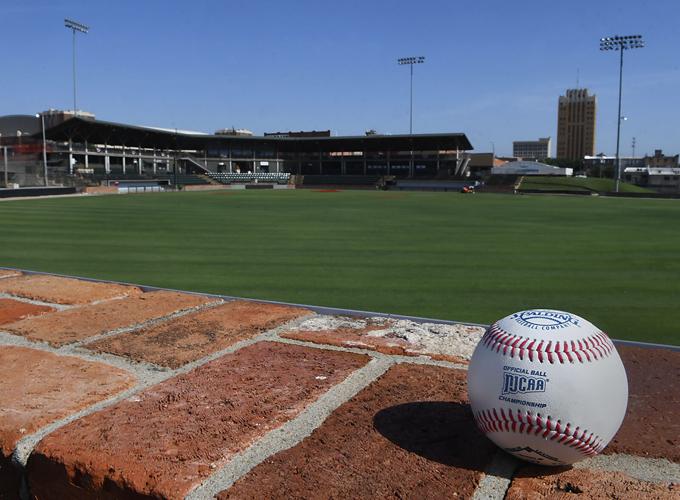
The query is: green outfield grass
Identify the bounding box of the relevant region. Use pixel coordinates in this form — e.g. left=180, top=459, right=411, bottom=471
left=519, top=176, right=652, bottom=193
left=0, top=190, right=678, bottom=344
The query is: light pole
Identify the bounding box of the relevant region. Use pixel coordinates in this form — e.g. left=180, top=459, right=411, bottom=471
left=397, top=56, right=425, bottom=135
left=600, top=35, right=644, bottom=193
left=1, top=133, right=7, bottom=188
left=631, top=137, right=636, bottom=159
left=36, top=114, right=48, bottom=186
left=64, top=18, right=89, bottom=115
left=2, top=147, right=7, bottom=188
left=398, top=56, right=425, bottom=178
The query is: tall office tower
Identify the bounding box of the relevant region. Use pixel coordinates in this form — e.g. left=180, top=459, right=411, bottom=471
left=557, top=89, right=596, bottom=160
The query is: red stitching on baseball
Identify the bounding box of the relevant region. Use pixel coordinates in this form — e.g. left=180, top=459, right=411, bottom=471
left=481, top=324, right=614, bottom=364
left=474, top=408, right=605, bottom=457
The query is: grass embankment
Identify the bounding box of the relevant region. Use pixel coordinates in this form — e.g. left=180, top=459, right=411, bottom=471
left=519, top=176, right=653, bottom=193
left=0, top=190, right=678, bottom=344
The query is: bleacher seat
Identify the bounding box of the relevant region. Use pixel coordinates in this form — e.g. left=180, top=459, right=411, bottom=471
left=207, top=172, right=291, bottom=185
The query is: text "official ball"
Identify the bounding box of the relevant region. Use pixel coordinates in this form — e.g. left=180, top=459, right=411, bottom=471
left=467, top=309, right=628, bottom=465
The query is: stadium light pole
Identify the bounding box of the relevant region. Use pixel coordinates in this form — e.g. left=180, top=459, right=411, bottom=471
left=600, top=35, right=644, bottom=193
left=3, top=147, right=7, bottom=188
left=398, top=56, right=425, bottom=178
left=397, top=56, right=426, bottom=135
left=64, top=18, right=89, bottom=115
left=36, top=113, right=48, bottom=186
left=2, top=133, right=7, bottom=187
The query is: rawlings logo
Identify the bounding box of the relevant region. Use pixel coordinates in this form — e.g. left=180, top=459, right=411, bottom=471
left=512, top=310, right=580, bottom=330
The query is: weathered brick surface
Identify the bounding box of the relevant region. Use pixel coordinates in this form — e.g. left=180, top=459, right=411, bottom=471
left=282, top=326, right=432, bottom=357
left=27, top=342, right=368, bottom=499
left=0, top=457, right=22, bottom=500
left=0, top=346, right=136, bottom=498
left=506, top=465, right=678, bottom=499
left=0, top=298, right=54, bottom=325
left=0, top=346, right=136, bottom=457
left=87, top=300, right=311, bottom=368
left=280, top=317, right=483, bottom=363
left=4, top=290, right=215, bottom=346
left=0, top=274, right=141, bottom=305
left=220, top=364, right=496, bottom=499
left=0, top=269, right=21, bottom=279
left=283, top=327, right=474, bottom=363
left=606, top=345, right=680, bottom=462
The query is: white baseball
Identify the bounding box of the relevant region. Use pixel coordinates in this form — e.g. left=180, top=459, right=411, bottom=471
left=467, top=309, right=628, bottom=466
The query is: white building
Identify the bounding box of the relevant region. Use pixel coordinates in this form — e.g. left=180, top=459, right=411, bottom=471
left=491, top=160, right=572, bottom=176
left=623, top=166, right=680, bottom=193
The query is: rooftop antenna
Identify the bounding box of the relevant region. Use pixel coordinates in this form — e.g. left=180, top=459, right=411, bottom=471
left=576, top=68, right=580, bottom=88
left=631, top=137, right=636, bottom=158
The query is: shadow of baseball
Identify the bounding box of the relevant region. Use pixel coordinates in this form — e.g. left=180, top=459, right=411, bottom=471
left=373, top=401, right=496, bottom=471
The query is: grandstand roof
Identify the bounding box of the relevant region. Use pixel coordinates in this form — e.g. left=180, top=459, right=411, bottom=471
left=0, top=115, right=42, bottom=137
left=40, top=117, right=473, bottom=151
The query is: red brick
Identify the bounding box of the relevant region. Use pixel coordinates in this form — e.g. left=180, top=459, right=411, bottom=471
left=0, top=269, right=21, bottom=279
left=220, top=364, right=497, bottom=499
left=27, top=342, right=368, bottom=499
left=87, top=300, right=311, bottom=367
left=281, top=317, right=483, bottom=363
left=506, top=465, right=678, bottom=499
left=0, top=455, right=22, bottom=500
left=4, top=290, right=215, bottom=346
left=0, top=298, right=55, bottom=325
left=0, top=346, right=135, bottom=498
left=0, top=346, right=136, bottom=457
left=0, top=274, right=142, bottom=305
left=606, top=345, right=680, bottom=462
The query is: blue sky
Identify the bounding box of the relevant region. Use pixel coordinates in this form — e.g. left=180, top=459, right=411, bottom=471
left=2, top=0, right=679, bottom=156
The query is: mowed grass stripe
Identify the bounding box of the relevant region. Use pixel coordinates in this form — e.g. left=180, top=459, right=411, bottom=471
left=0, top=190, right=678, bottom=344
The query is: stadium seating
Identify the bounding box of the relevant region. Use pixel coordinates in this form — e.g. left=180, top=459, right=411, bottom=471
left=207, top=172, right=291, bottom=185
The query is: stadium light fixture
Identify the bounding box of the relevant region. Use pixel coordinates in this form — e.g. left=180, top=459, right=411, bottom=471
left=64, top=18, right=90, bottom=116
left=599, top=34, right=644, bottom=192
left=397, top=56, right=426, bottom=135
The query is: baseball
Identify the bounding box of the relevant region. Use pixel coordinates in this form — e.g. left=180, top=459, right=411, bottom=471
left=467, top=309, right=628, bottom=466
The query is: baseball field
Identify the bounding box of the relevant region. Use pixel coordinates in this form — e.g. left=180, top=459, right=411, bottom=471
left=0, top=189, right=678, bottom=344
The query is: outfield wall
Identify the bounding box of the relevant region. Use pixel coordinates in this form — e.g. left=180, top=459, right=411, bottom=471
left=0, top=187, right=76, bottom=199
